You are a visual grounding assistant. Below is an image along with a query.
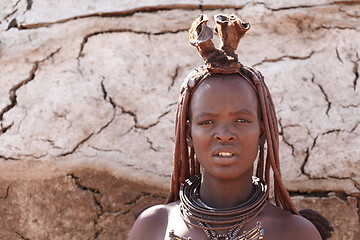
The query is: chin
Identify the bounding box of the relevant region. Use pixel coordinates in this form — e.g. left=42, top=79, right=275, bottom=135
left=207, top=168, right=251, bottom=180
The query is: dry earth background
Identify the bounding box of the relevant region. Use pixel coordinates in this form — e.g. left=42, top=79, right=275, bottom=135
left=0, top=0, right=359, bottom=239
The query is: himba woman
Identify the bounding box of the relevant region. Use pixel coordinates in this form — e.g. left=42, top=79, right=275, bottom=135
left=129, top=14, right=333, bottom=240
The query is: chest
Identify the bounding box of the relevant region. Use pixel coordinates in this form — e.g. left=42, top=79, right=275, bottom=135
left=166, top=212, right=265, bottom=240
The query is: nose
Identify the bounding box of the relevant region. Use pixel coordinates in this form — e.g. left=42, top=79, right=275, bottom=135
left=214, top=124, right=236, bottom=142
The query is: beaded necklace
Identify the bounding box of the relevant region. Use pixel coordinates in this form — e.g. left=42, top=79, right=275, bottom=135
left=170, top=175, right=268, bottom=240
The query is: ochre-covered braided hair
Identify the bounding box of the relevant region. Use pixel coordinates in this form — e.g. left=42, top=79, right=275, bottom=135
left=166, top=14, right=333, bottom=240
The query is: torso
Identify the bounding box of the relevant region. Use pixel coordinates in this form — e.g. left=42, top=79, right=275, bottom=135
left=129, top=200, right=321, bottom=240
left=166, top=201, right=284, bottom=240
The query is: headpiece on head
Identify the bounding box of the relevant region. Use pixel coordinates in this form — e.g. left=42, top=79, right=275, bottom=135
left=189, top=14, right=250, bottom=74
left=167, top=14, right=333, bottom=240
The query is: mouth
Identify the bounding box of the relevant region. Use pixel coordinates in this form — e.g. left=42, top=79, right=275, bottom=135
left=215, top=152, right=235, bottom=157
left=213, top=151, right=237, bottom=165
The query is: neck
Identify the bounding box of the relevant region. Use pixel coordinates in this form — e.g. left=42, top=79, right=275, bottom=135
left=199, top=170, right=254, bottom=209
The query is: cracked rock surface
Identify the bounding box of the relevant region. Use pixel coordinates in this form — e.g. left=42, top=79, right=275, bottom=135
left=0, top=168, right=167, bottom=239
left=0, top=0, right=359, bottom=239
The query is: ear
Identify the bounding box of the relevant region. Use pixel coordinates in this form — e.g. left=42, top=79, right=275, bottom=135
left=186, top=120, right=194, bottom=147
left=259, top=121, right=265, bottom=146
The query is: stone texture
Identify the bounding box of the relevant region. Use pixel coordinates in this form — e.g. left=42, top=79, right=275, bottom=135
left=292, top=196, right=360, bottom=240
left=0, top=174, right=96, bottom=239
left=0, top=0, right=359, bottom=239
left=0, top=168, right=167, bottom=240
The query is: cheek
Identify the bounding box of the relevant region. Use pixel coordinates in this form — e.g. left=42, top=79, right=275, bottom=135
left=190, top=127, right=211, bottom=153
left=249, top=127, right=260, bottom=140
left=191, top=129, right=205, bottom=147
left=247, top=140, right=260, bottom=156
left=242, top=127, right=261, bottom=147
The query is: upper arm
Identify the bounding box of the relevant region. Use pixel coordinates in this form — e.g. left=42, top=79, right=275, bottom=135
left=284, top=214, right=322, bottom=240
left=263, top=202, right=322, bottom=240
left=128, top=205, right=169, bottom=240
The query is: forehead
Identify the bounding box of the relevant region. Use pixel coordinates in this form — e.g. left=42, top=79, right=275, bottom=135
left=189, top=74, right=259, bottom=117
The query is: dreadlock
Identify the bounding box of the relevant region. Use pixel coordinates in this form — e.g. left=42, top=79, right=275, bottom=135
left=166, top=14, right=333, bottom=239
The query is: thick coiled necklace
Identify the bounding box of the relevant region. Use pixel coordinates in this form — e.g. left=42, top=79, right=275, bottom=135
left=178, top=175, right=268, bottom=240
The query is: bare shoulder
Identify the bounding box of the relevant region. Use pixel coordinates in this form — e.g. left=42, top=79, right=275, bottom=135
left=128, top=202, right=178, bottom=240
left=261, top=201, right=322, bottom=240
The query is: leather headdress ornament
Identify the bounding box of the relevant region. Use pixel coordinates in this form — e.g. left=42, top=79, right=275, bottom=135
left=189, top=14, right=250, bottom=74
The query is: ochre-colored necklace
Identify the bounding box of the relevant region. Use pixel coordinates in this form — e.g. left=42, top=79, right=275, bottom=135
left=170, top=175, right=268, bottom=240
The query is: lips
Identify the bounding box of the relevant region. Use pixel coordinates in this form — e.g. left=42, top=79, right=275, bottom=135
left=213, top=148, right=237, bottom=156
left=215, top=152, right=235, bottom=157
left=213, top=150, right=238, bottom=165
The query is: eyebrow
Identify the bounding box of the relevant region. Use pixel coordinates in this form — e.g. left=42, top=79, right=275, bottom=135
left=193, top=110, right=256, bottom=119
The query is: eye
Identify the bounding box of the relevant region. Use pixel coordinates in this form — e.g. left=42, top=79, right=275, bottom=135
left=236, top=119, right=250, bottom=123
left=199, top=120, right=214, bottom=125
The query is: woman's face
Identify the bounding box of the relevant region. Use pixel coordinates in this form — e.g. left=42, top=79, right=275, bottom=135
left=188, top=74, right=262, bottom=180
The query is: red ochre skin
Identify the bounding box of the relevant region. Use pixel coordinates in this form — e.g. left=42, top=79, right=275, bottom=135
left=128, top=74, right=322, bottom=240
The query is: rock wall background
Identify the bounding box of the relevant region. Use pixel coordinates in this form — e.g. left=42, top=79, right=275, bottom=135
left=0, top=0, right=359, bottom=239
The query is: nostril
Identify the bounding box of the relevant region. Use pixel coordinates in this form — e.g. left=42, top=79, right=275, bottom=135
left=215, top=135, right=235, bottom=142
left=214, top=126, right=236, bottom=142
